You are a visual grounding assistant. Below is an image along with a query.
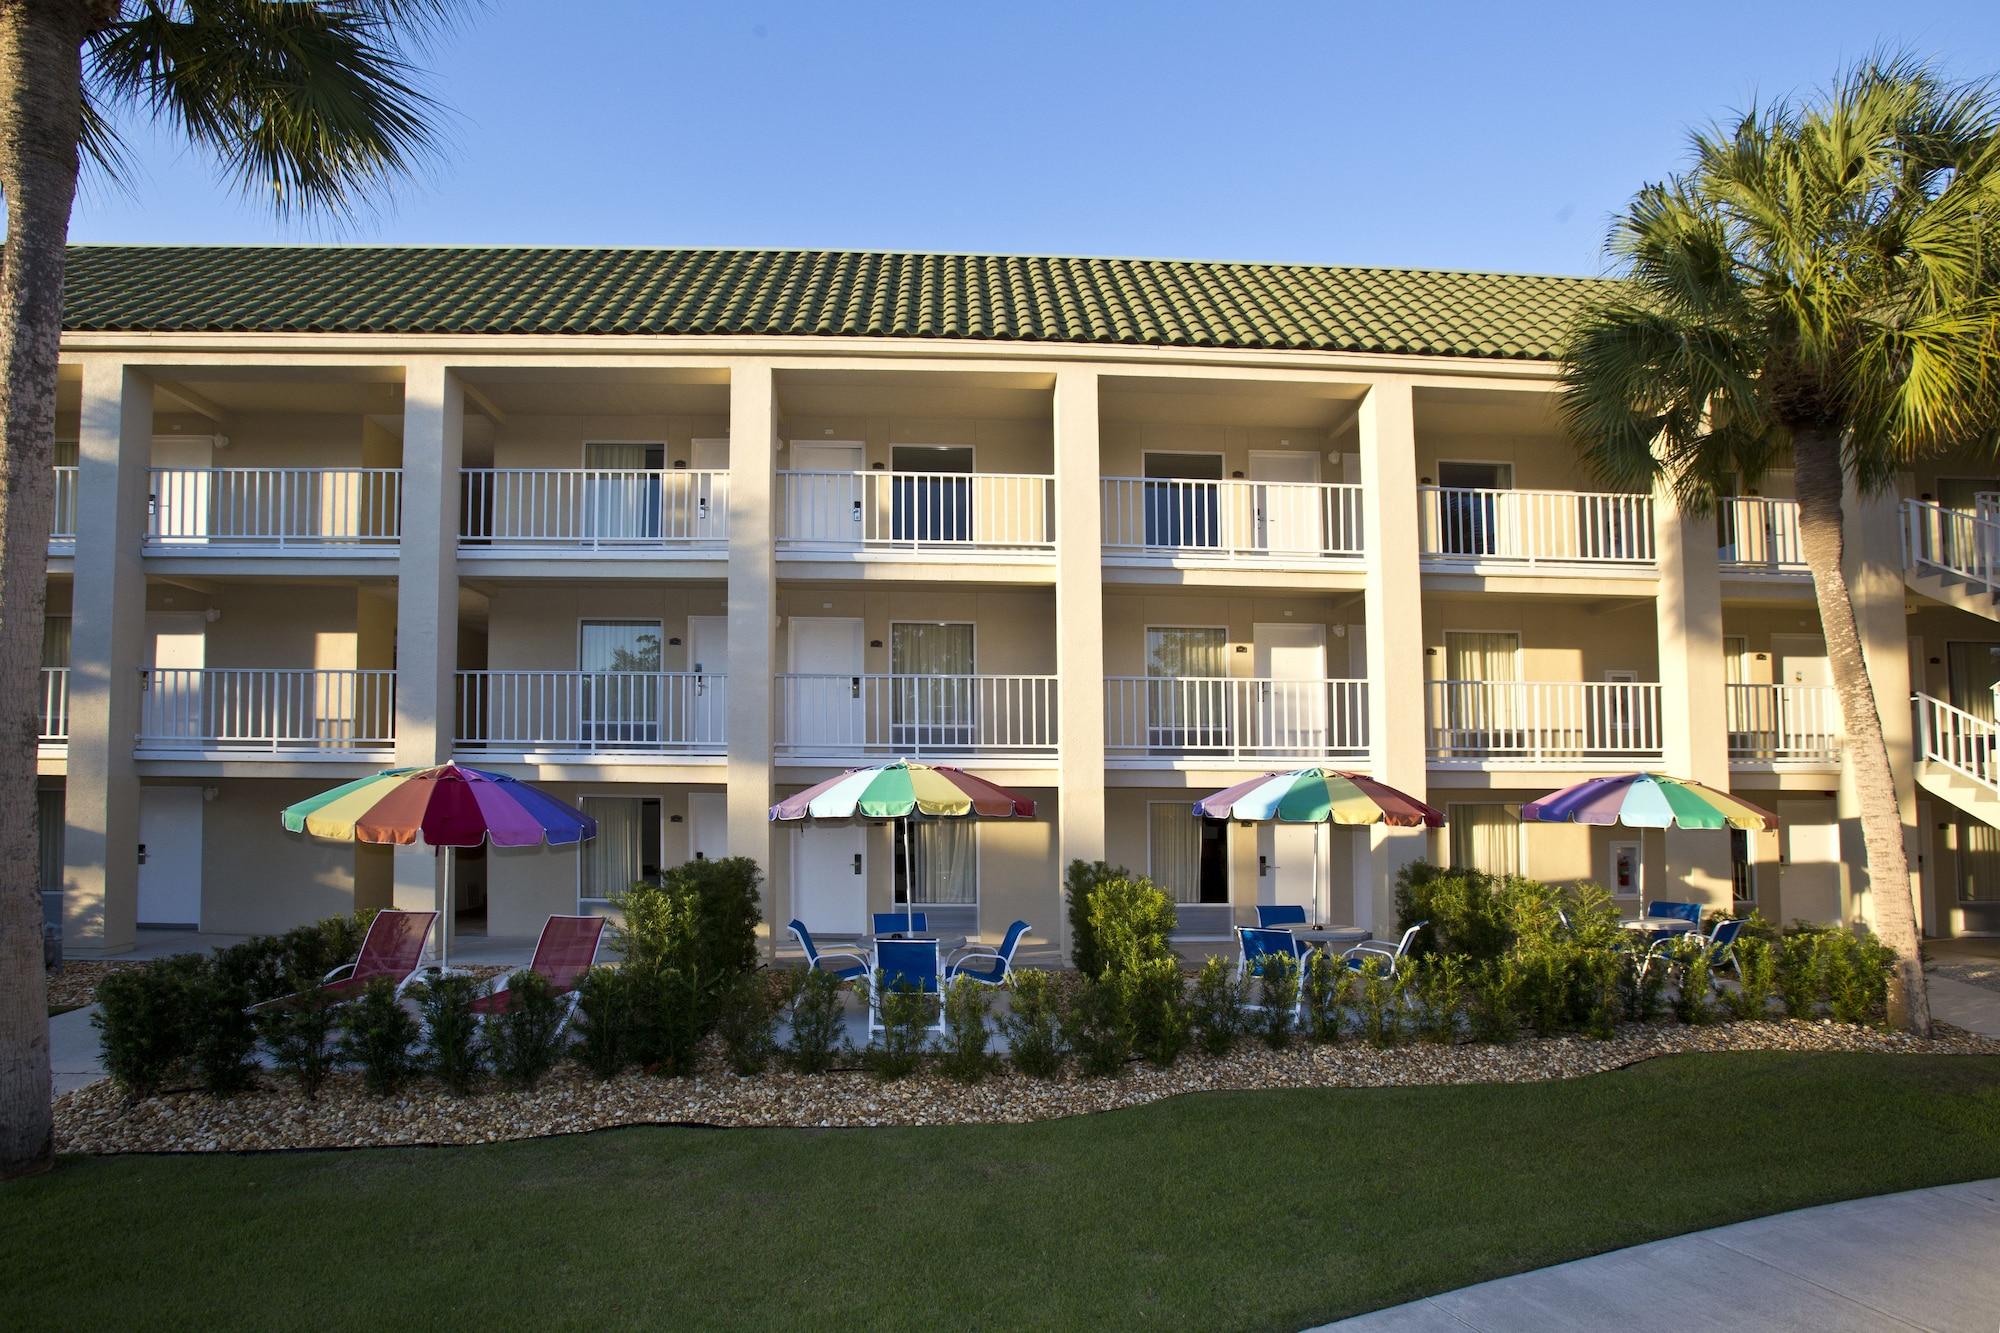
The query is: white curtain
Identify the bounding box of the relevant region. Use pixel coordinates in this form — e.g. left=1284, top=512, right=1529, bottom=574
left=584, top=441, right=660, bottom=541
left=905, top=820, right=975, bottom=904
left=41, top=616, right=69, bottom=669
left=1445, top=631, right=1520, bottom=738
left=1149, top=803, right=1203, bottom=904
left=1961, top=820, right=2000, bottom=903
left=1148, top=628, right=1227, bottom=740
left=1449, top=804, right=1520, bottom=877
left=581, top=796, right=654, bottom=899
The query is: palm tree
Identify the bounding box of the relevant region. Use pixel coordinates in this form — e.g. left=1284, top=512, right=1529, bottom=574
left=1560, top=57, right=2000, bottom=1035
left=0, top=0, right=463, bottom=1180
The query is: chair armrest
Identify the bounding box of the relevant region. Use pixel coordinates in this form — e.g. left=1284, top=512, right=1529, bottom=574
left=1341, top=942, right=1395, bottom=962
left=321, top=961, right=357, bottom=984
left=811, top=951, right=869, bottom=973
left=945, top=945, right=1000, bottom=967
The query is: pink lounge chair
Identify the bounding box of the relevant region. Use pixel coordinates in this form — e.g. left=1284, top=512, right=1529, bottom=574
left=470, top=914, right=608, bottom=1030
left=250, top=909, right=437, bottom=1011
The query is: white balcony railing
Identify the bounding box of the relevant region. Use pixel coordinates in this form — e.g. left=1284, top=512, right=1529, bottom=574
left=1903, top=498, right=2000, bottom=595
left=136, top=668, right=396, bottom=752
left=775, top=674, right=1058, bottom=757
left=1100, top=477, right=1364, bottom=561
left=147, top=468, right=402, bottom=548
left=775, top=470, right=1054, bottom=554
left=456, top=671, right=727, bottom=754
left=1717, top=497, right=1805, bottom=572
left=1918, top=693, right=2000, bottom=794
left=40, top=668, right=67, bottom=743
left=1104, top=677, right=1368, bottom=761
left=460, top=470, right=730, bottom=550
left=1727, top=683, right=1839, bottom=763
left=1426, top=680, right=1663, bottom=765
left=51, top=467, right=77, bottom=543
left=1418, top=487, right=1655, bottom=568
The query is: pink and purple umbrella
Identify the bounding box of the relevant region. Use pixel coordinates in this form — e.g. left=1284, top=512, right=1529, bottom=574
left=1519, top=772, right=1777, bottom=831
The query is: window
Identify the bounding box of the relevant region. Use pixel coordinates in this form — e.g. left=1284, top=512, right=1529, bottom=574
left=1443, top=631, right=1521, bottom=753
left=891, top=445, right=974, bottom=542
left=894, top=821, right=976, bottom=907
left=1448, top=803, right=1520, bottom=877
left=37, top=789, right=62, bottom=930
left=41, top=616, right=69, bottom=739
left=1146, top=627, right=1228, bottom=752
left=583, top=442, right=665, bottom=542
left=1142, top=452, right=1222, bottom=548
left=1730, top=828, right=1756, bottom=907
left=1435, top=460, right=1513, bottom=556
left=579, top=621, right=662, bottom=746
left=1150, top=802, right=1230, bottom=937
left=890, top=622, right=975, bottom=749
left=1957, top=819, right=2000, bottom=904
left=578, top=796, right=660, bottom=903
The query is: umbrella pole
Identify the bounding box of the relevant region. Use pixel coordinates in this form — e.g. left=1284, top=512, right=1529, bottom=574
left=441, top=845, right=453, bottom=971
left=903, top=816, right=915, bottom=932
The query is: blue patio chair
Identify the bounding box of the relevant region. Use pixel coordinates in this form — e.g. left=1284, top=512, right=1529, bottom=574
left=946, top=920, right=1031, bottom=987
left=873, top=910, right=929, bottom=935
left=1255, top=904, right=1309, bottom=929
left=789, top=920, right=868, bottom=987
left=869, top=937, right=946, bottom=1037
left=1642, top=900, right=1702, bottom=928
left=1341, top=922, right=1425, bottom=977
left=1237, top=927, right=1309, bottom=1025
left=1641, top=916, right=1748, bottom=985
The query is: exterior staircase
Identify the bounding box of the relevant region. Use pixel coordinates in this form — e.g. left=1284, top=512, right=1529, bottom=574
left=1915, top=693, right=2000, bottom=827
left=1903, top=499, right=2000, bottom=623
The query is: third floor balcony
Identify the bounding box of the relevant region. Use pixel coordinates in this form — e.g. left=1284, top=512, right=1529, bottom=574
left=1417, top=486, right=1655, bottom=573
left=1099, top=476, right=1364, bottom=567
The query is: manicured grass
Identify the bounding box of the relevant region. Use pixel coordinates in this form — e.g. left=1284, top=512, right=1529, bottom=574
left=7, top=1053, right=2000, bottom=1330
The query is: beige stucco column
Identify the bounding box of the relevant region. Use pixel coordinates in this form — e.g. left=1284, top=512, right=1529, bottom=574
left=726, top=362, right=778, bottom=954
left=63, top=361, right=153, bottom=955
left=1052, top=367, right=1107, bottom=961
left=1358, top=378, right=1426, bottom=934
left=1838, top=486, right=1921, bottom=931
left=392, top=361, right=464, bottom=938
left=1654, top=487, right=1734, bottom=913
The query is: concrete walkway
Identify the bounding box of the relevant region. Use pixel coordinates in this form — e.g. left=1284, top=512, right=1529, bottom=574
left=48, top=1005, right=104, bottom=1098
left=1927, top=974, right=2000, bottom=1039
left=1320, top=1179, right=2000, bottom=1332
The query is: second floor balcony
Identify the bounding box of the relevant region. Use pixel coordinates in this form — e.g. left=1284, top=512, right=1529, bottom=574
left=145, top=468, right=402, bottom=552
left=1717, top=496, right=1805, bottom=574
left=775, top=470, right=1054, bottom=557
left=1104, top=676, right=1368, bottom=763
left=460, top=469, right=730, bottom=554
left=456, top=670, right=727, bottom=756
left=1100, top=477, right=1364, bottom=565
left=134, top=668, right=397, bottom=755
left=1418, top=486, right=1655, bottom=571
left=40, top=667, right=67, bottom=747
left=1426, top=679, right=1664, bottom=766
left=774, top=673, right=1058, bottom=760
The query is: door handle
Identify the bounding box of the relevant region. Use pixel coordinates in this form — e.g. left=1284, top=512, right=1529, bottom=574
left=137, top=844, right=148, bottom=865
left=850, top=677, right=861, bottom=699
left=1258, top=855, right=1269, bottom=878
left=852, top=853, right=863, bottom=875
left=851, top=500, right=863, bottom=521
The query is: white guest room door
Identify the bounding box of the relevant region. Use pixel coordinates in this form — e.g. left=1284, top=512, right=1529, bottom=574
left=688, top=615, right=728, bottom=747
left=145, top=613, right=207, bottom=742
left=138, top=786, right=203, bottom=926
left=787, top=442, right=864, bottom=545
left=1250, top=451, right=1320, bottom=554
left=792, top=825, right=867, bottom=933
left=1256, top=822, right=1327, bottom=921
left=1253, top=623, right=1327, bottom=751
left=789, top=617, right=866, bottom=750
left=687, top=791, right=726, bottom=862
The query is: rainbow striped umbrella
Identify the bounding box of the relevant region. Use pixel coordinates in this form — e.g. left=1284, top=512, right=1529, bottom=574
left=771, top=761, right=1035, bottom=931
left=1191, top=768, right=1445, bottom=827
left=1519, top=772, right=1777, bottom=831
left=281, top=763, right=596, bottom=967
left=769, top=760, right=1036, bottom=822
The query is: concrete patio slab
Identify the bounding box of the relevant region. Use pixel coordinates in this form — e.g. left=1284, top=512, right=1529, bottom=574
left=1320, top=1179, right=2000, bottom=1333
left=1927, top=974, right=2000, bottom=1040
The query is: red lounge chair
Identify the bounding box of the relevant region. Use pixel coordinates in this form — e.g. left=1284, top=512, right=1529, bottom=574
left=470, top=914, right=608, bottom=1031
left=250, top=909, right=437, bottom=1011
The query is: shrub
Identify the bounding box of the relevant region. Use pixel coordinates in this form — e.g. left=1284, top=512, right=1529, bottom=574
left=94, top=954, right=206, bottom=1097
left=1513, top=938, right=1619, bottom=1038
left=661, top=856, right=764, bottom=983
left=1084, top=875, right=1178, bottom=981
left=1777, top=931, right=1823, bottom=1017
left=339, top=977, right=420, bottom=1096
left=999, top=969, right=1065, bottom=1078
left=1065, top=976, right=1134, bottom=1076
left=1725, top=936, right=1777, bottom=1020
left=938, top=976, right=996, bottom=1083
left=256, top=991, right=339, bottom=1098
left=416, top=973, right=484, bottom=1093
left=1065, top=859, right=1132, bottom=977
left=1469, top=959, right=1523, bottom=1044
left=485, top=970, right=566, bottom=1089
left=625, top=961, right=715, bottom=1076
left=1412, top=953, right=1470, bottom=1044
left=1394, top=862, right=1515, bottom=961
left=864, top=974, right=933, bottom=1081
left=1126, top=958, right=1191, bottom=1067
left=570, top=966, right=630, bottom=1079
left=186, top=959, right=259, bottom=1095
left=784, top=967, right=847, bottom=1075
left=1669, top=940, right=1715, bottom=1026
left=1254, top=951, right=1302, bottom=1049
left=1190, top=955, right=1248, bottom=1055
left=1821, top=929, right=1894, bottom=1026
left=610, top=879, right=700, bottom=976
left=1618, top=939, right=1670, bottom=1023
left=1354, top=958, right=1405, bottom=1048
left=1300, top=950, right=1349, bottom=1044
left=716, top=970, right=777, bottom=1076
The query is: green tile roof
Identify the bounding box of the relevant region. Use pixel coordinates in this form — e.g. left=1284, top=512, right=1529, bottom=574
left=61, top=245, right=1611, bottom=361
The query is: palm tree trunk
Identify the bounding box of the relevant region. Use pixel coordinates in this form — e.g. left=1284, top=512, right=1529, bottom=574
left=1792, top=428, right=1932, bottom=1035
left=0, top=0, right=89, bottom=1179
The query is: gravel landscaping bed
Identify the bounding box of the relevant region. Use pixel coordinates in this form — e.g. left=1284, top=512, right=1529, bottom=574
left=55, top=1019, right=1999, bottom=1155
left=1929, top=961, right=2000, bottom=993
left=43, top=962, right=144, bottom=1010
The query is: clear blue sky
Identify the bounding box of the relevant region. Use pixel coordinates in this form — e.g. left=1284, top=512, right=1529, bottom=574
left=67, top=0, right=2000, bottom=277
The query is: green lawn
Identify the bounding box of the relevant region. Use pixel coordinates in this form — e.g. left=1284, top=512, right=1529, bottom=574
left=7, top=1052, right=2000, bottom=1330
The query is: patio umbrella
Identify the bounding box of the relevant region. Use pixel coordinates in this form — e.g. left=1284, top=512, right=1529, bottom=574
left=769, top=760, right=1036, bottom=931
left=280, top=762, right=597, bottom=968
left=1518, top=772, right=1777, bottom=831
left=1191, top=768, right=1444, bottom=926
